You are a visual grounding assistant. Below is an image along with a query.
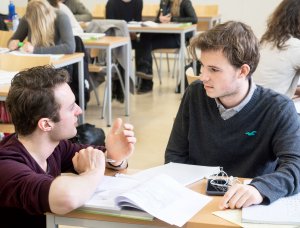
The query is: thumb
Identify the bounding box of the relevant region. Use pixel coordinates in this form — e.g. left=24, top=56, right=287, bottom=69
left=110, top=118, right=123, bottom=134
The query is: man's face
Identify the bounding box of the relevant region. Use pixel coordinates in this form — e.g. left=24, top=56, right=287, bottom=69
left=199, top=50, right=248, bottom=107
left=50, top=83, right=82, bottom=141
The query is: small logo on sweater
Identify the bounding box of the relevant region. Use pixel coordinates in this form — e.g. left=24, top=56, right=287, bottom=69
left=245, top=131, right=257, bottom=136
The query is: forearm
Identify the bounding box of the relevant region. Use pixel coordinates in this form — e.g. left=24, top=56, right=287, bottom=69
left=34, top=43, right=75, bottom=54
left=75, top=13, right=92, bottom=22
left=250, top=158, right=300, bottom=204
left=49, top=168, right=104, bottom=214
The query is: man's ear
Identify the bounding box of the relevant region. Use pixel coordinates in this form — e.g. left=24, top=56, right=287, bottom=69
left=238, top=64, right=251, bottom=79
left=37, top=118, right=53, bottom=132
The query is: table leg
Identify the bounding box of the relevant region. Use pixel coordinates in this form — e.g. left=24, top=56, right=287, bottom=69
left=78, top=58, right=85, bottom=124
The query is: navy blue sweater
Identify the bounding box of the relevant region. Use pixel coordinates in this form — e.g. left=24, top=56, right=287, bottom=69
left=165, top=80, right=300, bottom=203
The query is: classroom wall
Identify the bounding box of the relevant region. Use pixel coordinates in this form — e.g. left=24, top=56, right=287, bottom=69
left=2, top=0, right=282, bottom=38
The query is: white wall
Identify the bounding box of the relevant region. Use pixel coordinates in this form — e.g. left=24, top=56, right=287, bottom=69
left=2, top=0, right=282, bottom=38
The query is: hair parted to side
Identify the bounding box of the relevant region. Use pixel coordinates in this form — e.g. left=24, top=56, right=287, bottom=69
left=260, top=0, right=300, bottom=49
left=189, top=21, right=260, bottom=77
left=6, top=65, right=70, bottom=136
left=25, top=0, right=56, bottom=48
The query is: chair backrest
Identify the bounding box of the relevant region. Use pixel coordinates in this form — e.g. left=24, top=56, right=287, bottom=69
left=186, top=67, right=200, bottom=85
left=195, top=5, right=219, bottom=17
left=195, top=4, right=219, bottom=31
left=0, top=54, right=51, bottom=71
left=15, top=6, right=26, bottom=17
left=92, top=4, right=106, bottom=19
left=0, top=30, right=14, bottom=48
left=142, top=4, right=159, bottom=20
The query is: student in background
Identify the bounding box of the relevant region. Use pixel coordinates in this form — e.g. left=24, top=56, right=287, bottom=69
left=105, top=0, right=143, bottom=101
left=135, top=0, right=197, bottom=94
left=8, top=0, right=75, bottom=54
left=62, top=0, right=92, bottom=22
left=165, top=21, right=300, bottom=208
left=0, top=65, right=135, bottom=227
left=48, top=0, right=83, bottom=34
left=106, top=0, right=143, bottom=23
left=253, top=0, right=300, bottom=98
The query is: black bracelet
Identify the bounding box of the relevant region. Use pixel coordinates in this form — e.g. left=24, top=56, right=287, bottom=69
left=107, top=160, right=124, bottom=168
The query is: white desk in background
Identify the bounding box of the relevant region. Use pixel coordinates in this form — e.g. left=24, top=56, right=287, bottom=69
left=128, top=24, right=197, bottom=95
left=0, top=53, right=85, bottom=124
left=83, top=36, right=131, bottom=127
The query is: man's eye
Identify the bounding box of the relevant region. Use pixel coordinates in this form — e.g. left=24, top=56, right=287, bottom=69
left=210, top=68, right=219, bottom=72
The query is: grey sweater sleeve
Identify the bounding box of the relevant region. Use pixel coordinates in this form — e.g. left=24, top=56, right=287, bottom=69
left=34, top=11, right=75, bottom=54
left=250, top=100, right=300, bottom=204
left=65, top=0, right=92, bottom=22
left=9, top=18, right=29, bottom=43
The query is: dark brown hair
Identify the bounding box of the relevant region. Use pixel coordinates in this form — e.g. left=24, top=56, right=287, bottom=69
left=6, top=65, right=69, bottom=136
left=260, top=0, right=300, bottom=49
left=190, top=21, right=260, bottom=77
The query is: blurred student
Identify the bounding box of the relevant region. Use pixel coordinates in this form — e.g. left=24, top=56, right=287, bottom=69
left=8, top=0, right=75, bottom=54
left=63, top=0, right=92, bottom=22
left=0, top=65, right=135, bottom=227
left=48, top=0, right=83, bottom=34
left=253, top=0, right=300, bottom=98
left=136, top=0, right=197, bottom=94
left=165, top=21, right=300, bottom=209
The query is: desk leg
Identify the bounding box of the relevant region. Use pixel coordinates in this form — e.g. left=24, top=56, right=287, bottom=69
left=180, top=32, right=185, bottom=96
left=46, top=214, right=58, bottom=228
left=125, top=42, right=130, bottom=116
left=106, top=47, right=112, bottom=127
left=78, top=58, right=85, bottom=124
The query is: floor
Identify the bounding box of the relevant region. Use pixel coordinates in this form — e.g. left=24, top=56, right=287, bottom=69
left=85, top=58, right=181, bottom=170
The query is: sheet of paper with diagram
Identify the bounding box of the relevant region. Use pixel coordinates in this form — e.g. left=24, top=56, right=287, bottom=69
left=80, top=163, right=219, bottom=227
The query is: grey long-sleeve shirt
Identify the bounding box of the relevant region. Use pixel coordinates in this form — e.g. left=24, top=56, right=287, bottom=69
left=63, top=0, right=92, bottom=22
left=10, top=10, right=75, bottom=54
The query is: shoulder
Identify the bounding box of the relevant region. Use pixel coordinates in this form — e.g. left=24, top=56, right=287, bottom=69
left=181, top=0, right=193, bottom=6
left=184, top=80, right=207, bottom=101
left=55, top=10, right=71, bottom=25
left=254, top=85, right=295, bottom=113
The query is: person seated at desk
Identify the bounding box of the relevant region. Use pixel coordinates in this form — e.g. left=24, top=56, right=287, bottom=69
left=106, top=0, right=142, bottom=44
left=62, top=0, right=92, bottom=22
left=253, top=0, right=300, bottom=98
left=105, top=0, right=143, bottom=101
left=47, top=0, right=83, bottom=34
left=0, top=65, right=136, bottom=228
left=135, top=0, right=197, bottom=94
left=8, top=0, right=92, bottom=109
left=165, top=21, right=300, bottom=209
left=8, top=0, right=75, bottom=54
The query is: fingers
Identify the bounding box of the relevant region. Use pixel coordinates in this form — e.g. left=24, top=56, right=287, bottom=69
left=8, top=40, right=19, bottom=50
left=219, top=184, right=264, bottom=209
left=111, top=118, right=123, bottom=134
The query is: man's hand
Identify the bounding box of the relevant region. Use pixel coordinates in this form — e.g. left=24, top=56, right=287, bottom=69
left=219, top=184, right=263, bottom=209
left=72, top=146, right=105, bottom=174
left=105, top=118, right=136, bottom=164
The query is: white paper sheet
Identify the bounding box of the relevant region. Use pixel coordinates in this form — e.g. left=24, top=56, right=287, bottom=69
left=129, top=162, right=220, bottom=186
left=116, top=174, right=212, bottom=227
